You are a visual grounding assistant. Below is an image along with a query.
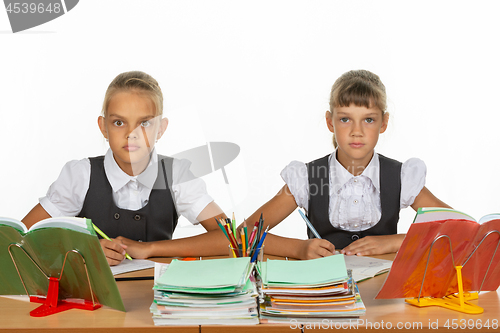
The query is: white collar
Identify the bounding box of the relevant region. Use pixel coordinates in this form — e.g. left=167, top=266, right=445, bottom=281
left=103, top=148, right=158, bottom=193
left=329, top=150, right=380, bottom=193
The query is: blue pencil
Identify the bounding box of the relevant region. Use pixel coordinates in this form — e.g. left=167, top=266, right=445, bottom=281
left=251, top=225, right=269, bottom=263
left=298, top=209, right=322, bottom=239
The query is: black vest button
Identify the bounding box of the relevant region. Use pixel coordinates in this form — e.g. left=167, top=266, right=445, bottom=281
left=134, top=214, right=141, bottom=221
left=114, top=213, right=120, bottom=220
left=351, top=234, right=360, bottom=241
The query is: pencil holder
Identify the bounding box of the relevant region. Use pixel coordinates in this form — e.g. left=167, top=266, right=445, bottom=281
left=229, top=245, right=264, bottom=264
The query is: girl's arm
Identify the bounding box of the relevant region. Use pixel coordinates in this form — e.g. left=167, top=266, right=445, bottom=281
left=340, top=234, right=406, bottom=256
left=410, top=186, right=451, bottom=210
left=341, top=186, right=451, bottom=256
left=115, top=201, right=229, bottom=260
left=22, top=203, right=51, bottom=228
left=238, top=185, right=335, bottom=259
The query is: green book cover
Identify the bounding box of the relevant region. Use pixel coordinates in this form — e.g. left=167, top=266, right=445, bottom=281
left=0, top=217, right=125, bottom=312
left=263, top=255, right=348, bottom=286
left=156, top=257, right=251, bottom=290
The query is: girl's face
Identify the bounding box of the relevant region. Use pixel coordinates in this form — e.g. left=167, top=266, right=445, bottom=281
left=98, top=91, right=167, bottom=176
left=326, top=104, right=388, bottom=173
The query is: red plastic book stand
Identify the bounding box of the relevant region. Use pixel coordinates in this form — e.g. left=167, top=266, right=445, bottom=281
left=29, top=277, right=101, bottom=317
left=8, top=245, right=103, bottom=317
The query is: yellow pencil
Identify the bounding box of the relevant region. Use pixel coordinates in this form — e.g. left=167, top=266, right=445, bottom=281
left=92, top=223, right=132, bottom=261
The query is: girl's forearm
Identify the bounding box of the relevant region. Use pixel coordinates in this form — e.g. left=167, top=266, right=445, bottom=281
left=259, top=233, right=306, bottom=259
left=146, top=229, right=229, bottom=258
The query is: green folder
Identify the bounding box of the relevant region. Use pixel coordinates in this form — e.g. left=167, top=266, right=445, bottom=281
left=0, top=217, right=125, bottom=312
left=262, top=255, right=348, bottom=286
left=156, top=257, right=251, bottom=291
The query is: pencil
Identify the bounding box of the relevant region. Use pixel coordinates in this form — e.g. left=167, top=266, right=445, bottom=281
left=92, top=223, right=132, bottom=261
left=218, top=218, right=237, bottom=257
left=249, top=221, right=262, bottom=254
left=232, top=212, right=237, bottom=236
left=243, top=220, right=248, bottom=251
left=255, top=213, right=263, bottom=247
left=298, top=209, right=321, bottom=239
left=241, top=228, right=246, bottom=256
left=225, top=223, right=240, bottom=257
left=247, top=221, right=259, bottom=246
left=215, top=217, right=229, bottom=239
left=251, top=225, right=269, bottom=263
left=226, top=219, right=236, bottom=243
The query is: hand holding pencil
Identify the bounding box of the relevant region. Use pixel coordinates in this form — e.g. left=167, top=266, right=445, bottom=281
left=93, top=223, right=133, bottom=266
left=297, top=209, right=336, bottom=259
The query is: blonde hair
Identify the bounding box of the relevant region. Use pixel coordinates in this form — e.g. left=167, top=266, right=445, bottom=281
left=102, top=71, right=163, bottom=117
left=329, top=70, right=387, bottom=148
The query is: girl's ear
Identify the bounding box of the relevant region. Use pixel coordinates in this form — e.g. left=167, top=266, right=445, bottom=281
left=97, top=116, right=108, bottom=139
left=325, top=110, right=334, bottom=133
left=380, top=112, right=389, bottom=134
left=156, top=117, right=169, bottom=140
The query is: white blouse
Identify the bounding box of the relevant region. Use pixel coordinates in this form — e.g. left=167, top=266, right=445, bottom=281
left=39, top=149, right=213, bottom=224
left=281, top=151, right=426, bottom=232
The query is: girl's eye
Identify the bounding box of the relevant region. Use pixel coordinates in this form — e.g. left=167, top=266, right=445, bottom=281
left=113, top=120, right=124, bottom=127
left=365, top=118, right=374, bottom=124
left=340, top=117, right=349, bottom=123
left=141, top=120, right=151, bottom=127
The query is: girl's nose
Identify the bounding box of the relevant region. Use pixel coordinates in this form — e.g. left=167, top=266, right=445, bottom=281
left=127, top=125, right=141, bottom=139
left=351, top=122, right=363, bottom=136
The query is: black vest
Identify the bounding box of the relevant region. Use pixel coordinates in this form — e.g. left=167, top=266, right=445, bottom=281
left=77, top=155, right=178, bottom=242
left=306, top=154, right=402, bottom=249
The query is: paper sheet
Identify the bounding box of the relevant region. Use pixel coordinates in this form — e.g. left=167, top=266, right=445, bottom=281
left=111, top=259, right=156, bottom=276
left=344, top=255, right=392, bottom=282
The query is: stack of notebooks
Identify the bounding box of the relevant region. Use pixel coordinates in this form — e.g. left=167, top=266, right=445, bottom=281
left=150, top=257, right=259, bottom=325
left=258, top=255, right=366, bottom=324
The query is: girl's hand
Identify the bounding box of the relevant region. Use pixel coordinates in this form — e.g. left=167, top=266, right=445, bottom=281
left=115, top=236, right=152, bottom=259
left=340, top=234, right=405, bottom=256
left=297, top=239, right=336, bottom=259
left=99, top=238, right=128, bottom=266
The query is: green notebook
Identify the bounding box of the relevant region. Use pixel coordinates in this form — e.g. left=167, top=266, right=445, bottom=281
left=156, top=257, right=251, bottom=293
left=0, top=216, right=125, bottom=311
left=262, top=255, right=348, bottom=286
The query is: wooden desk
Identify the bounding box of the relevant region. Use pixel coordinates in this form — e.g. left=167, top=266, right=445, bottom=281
left=1, top=255, right=499, bottom=332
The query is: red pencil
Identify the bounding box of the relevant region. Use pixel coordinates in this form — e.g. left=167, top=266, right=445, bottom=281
left=247, top=221, right=259, bottom=246
left=225, top=224, right=240, bottom=256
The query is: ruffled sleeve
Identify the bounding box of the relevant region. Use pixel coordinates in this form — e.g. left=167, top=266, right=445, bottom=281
left=280, top=160, right=309, bottom=211
left=39, top=159, right=91, bottom=217
left=400, top=158, right=427, bottom=209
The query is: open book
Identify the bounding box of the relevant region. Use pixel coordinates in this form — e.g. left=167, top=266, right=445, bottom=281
left=344, top=255, right=392, bottom=282
left=377, top=208, right=500, bottom=299
left=0, top=216, right=125, bottom=311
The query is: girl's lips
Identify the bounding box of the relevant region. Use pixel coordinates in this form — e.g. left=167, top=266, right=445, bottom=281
left=349, top=143, right=365, bottom=148
left=124, top=145, right=140, bottom=152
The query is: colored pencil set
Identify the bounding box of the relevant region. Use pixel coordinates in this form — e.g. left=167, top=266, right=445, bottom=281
left=215, top=213, right=269, bottom=263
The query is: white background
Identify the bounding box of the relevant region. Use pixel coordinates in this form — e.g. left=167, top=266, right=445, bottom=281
left=1, top=1, right=499, bottom=240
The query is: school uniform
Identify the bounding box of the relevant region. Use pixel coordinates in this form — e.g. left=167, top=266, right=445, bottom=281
left=40, top=148, right=213, bottom=242
left=281, top=151, right=426, bottom=249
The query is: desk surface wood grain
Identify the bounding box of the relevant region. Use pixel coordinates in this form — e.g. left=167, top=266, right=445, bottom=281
left=1, top=254, right=498, bottom=332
